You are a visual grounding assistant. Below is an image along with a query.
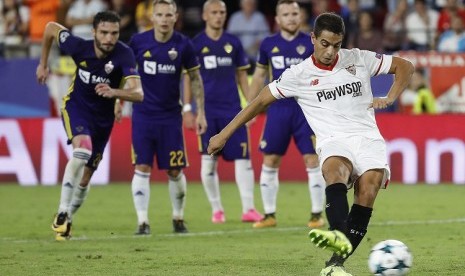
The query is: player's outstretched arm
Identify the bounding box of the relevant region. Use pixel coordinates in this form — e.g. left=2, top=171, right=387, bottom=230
left=207, top=85, right=276, bottom=155
left=371, top=56, right=414, bottom=110
left=187, top=69, right=207, bottom=135
left=95, top=77, right=143, bottom=102
left=249, top=66, right=267, bottom=101
left=36, top=22, right=67, bottom=84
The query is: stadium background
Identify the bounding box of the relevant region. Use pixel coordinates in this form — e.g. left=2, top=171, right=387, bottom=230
left=1, top=0, right=465, bottom=185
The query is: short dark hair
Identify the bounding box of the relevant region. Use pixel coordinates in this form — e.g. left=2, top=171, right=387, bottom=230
left=276, top=0, right=299, bottom=13
left=313, top=12, right=345, bottom=38
left=93, top=11, right=121, bottom=29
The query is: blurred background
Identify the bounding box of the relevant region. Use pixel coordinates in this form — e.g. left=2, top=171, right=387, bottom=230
left=1, top=0, right=465, bottom=186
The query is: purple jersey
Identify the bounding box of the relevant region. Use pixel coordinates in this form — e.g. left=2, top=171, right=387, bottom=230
left=192, top=31, right=249, bottom=118
left=129, top=30, right=200, bottom=124
left=57, top=29, right=138, bottom=122
left=256, top=31, right=313, bottom=109
left=257, top=32, right=316, bottom=155
left=56, top=29, right=138, bottom=169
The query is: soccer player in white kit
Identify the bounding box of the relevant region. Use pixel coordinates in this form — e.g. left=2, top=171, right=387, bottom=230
left=207, top=13, right=414, bottom=276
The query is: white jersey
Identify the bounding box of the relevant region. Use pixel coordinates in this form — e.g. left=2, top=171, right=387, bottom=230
left=268, top=48, right=392, bottom=149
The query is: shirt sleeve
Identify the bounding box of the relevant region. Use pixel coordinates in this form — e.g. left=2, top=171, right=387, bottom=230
left=234, top=37, right=250, bottom=70
left=127, top=35, right=136, bottom=52
left=182, top=39, right=200, bottom=71
left=56, top=29, right=84, bottom=56
left=359, top=50, right=393, bottom=77
left=120, top=47, right=139, bottom=79
left=256, top=39, right=268, bottom=67
left=268, top=67, right=300, bottom=100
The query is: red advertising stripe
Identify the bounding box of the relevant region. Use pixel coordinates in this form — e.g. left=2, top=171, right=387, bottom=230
left=1, top=115, right=465, bottom=185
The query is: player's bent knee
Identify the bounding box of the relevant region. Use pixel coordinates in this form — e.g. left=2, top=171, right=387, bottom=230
left=135, top=164, right=151, bottom=173
left=263, top=154, right=281, bottom=168
left=167, top=169, right=182, bottom=179
left=304, top=154, right=319, bottom=168
left=76, top=136, right=93, bottom=151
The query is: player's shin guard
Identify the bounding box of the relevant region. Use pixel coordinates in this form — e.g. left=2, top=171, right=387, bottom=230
left=169, top=171, right=187, bottom=219
left=234, top=159, right=255, bottom=213
left=58, top=148, right=91, bottom=213
left=346, top=204, right=372, bottom=254
left=307, top=167, right=326, bottom=214
left=259, top=165, right=279, bottom=214
left=325, top=183, right=349, bottom=232
left=132, top=170, right=151, bottom=225
left=200, top=155, right=223, bottom=212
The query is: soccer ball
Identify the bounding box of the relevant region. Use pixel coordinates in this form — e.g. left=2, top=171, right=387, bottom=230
left=368, top=239, right=413, bottom=276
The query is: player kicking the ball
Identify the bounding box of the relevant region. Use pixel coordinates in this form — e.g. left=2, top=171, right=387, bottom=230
left=207, top=12, right=414, bottom=276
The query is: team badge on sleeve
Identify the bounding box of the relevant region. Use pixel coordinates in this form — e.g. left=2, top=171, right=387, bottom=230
left=168, top=48, right=178, bottom=60
left=345, top=64, right=356, bottom=75
left=59, top=31, right=69, bottom=43
left=375, top=53, right=382, bottom=59
left=296, top=45, right=306, bottom=55
left=104, top=61, right=114, bottom=74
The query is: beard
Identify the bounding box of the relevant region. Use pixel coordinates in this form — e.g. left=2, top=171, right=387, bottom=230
left=280, top=23, right=299, bottom=35
left=95, top=38, right=115, bottom=55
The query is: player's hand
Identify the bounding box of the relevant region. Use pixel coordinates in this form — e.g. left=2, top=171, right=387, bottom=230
left=195, top=112, right=207, bottom=135
left=36, top=64, right=49, bottom=85
left=182, top=111, right=196, bottom=130
left=207, top=134, right=226, bottom=156
left=114, top=100, right=123, bottom=123
left=370, top=97, right=394, bottom=110
left=95, top=83, right=115, bottom=98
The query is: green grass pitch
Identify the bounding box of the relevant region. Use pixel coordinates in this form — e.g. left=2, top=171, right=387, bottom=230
left=1, top=183, right=464, bottom=275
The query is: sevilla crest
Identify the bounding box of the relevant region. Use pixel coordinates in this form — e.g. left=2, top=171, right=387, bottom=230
left=345, top=64, right=356, bottom=75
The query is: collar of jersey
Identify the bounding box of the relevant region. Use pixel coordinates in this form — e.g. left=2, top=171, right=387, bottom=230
left=311, top=54, right=339, bottom=71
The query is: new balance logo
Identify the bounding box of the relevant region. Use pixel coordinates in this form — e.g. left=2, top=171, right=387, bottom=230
left=310, top=79, right=319, bottom=86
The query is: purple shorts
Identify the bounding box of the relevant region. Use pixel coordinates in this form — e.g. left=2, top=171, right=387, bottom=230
left=200, top=117, right=250, bottom=161
left=62, top=102, right=113, bottom=170
left=260, top=101, right=316, bottom=155
left=132, top=120, right=188, bottom=170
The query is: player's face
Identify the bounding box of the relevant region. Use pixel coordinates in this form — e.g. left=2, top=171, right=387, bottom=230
left=275, top=3, right=301, bottom=34
left=203, top=2, right=227, bottom=30
left=93, top=22, right=120, bottom=55
left=311, top=30, right=343, bottom=66
left=153, top=3, right=178, bottom=35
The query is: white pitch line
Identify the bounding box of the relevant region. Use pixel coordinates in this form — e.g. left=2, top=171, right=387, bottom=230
left=2, top=217, right=465, bottom=244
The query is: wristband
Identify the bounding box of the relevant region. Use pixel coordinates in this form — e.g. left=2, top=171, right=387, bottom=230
left=182, top=103, right=192, bottom=112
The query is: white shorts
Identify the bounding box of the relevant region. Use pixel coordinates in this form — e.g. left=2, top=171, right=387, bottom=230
left=317, top=136, right=391, bottom=189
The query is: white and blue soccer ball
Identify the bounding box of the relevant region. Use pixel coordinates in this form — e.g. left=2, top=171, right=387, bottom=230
left=368, top=239, right=413, bottom=276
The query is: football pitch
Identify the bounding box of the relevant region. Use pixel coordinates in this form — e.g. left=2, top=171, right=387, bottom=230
left=0, top=183, right=464, bottom=275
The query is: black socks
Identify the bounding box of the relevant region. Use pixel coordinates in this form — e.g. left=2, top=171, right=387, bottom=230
left=325, top=184, right=373, bottom=266
left=346, top=203, right=372, bottom=253
left=325, top=183, right=349, bottom=232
